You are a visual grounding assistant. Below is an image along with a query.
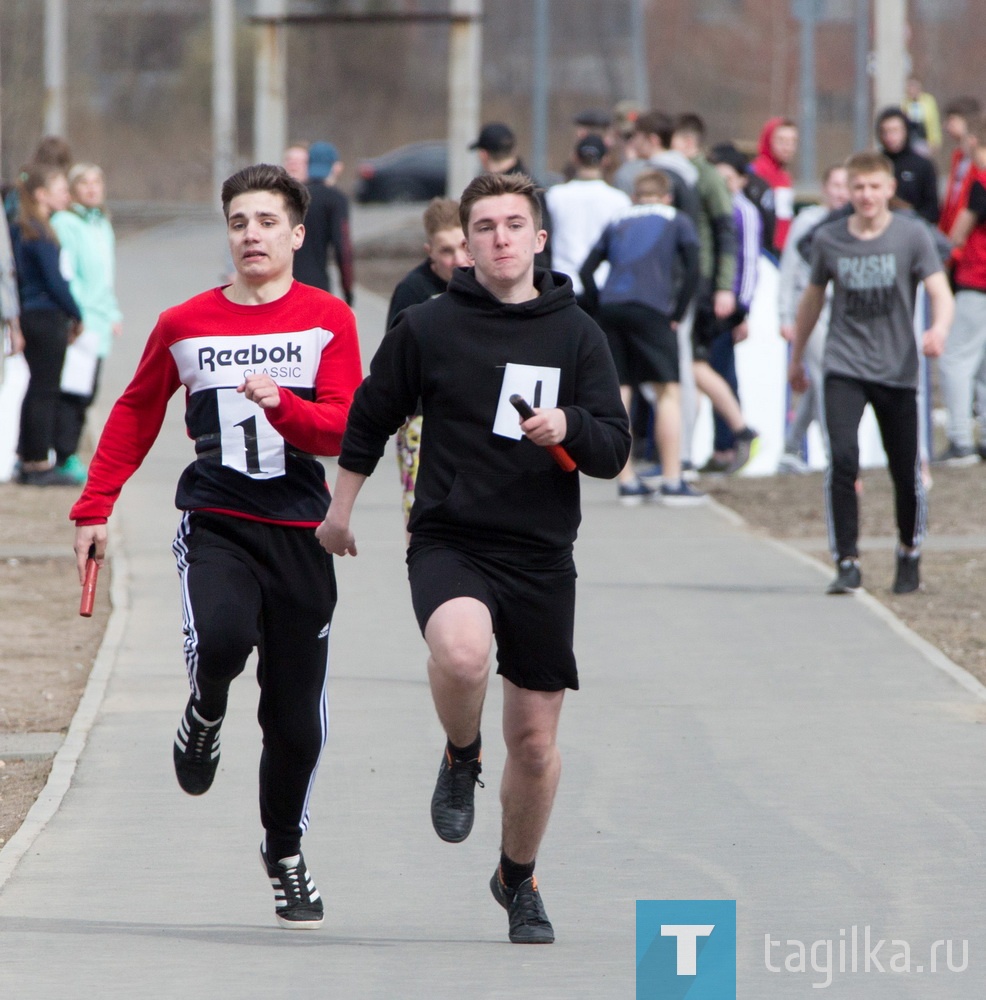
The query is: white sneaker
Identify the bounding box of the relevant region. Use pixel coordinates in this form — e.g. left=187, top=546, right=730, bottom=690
left=777, top=452, right=810, bottom=475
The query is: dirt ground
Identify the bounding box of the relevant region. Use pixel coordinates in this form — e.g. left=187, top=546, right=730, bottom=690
left=0, top=479, right=111, bottom=847
left=2, top=252, right=984, bottom=854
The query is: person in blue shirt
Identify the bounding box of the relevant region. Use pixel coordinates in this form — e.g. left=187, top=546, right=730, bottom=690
left=580, top=169, right=704, bottom=504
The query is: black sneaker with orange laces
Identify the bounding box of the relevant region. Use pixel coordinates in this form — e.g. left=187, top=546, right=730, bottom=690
left=490, top=868, right=555, bottom=944
left=430, top=744, right=483, bottom=843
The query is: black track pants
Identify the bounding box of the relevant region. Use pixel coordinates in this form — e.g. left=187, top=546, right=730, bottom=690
left=823, top=374, right=926, bottom=561
left=173, top=511, right=337, bottom=858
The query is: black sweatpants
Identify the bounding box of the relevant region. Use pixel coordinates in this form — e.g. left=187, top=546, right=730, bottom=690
left=18, top=309, right=70, bottom=463
left=172, top=511, right=337, bottom=859
left=824, top=374, right=926, bottom=561
left=54, top=360, right=103, bottom=464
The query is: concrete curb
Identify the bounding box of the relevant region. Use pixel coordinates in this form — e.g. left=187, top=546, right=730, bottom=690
left=0, top=546, right=130, bottom=890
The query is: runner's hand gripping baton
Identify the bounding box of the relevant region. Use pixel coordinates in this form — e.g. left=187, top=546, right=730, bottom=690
left=79, top=544, right=99, bottom=618
left=509, top=394, right=577, bottom=472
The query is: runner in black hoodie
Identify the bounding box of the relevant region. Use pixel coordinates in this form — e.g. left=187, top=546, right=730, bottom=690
left=318, top=172, right=629, bottom=945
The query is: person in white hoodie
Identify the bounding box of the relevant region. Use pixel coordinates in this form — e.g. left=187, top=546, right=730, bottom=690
left=544, top=134, right=630, bottom=308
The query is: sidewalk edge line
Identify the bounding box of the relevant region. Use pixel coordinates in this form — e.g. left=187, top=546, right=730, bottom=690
left=0, top=549, right=131, bottom=890
left=709, top=497, right=986, bottom=704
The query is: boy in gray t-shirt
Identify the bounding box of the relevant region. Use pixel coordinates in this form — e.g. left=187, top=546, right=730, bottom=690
left=790, top=151, right=953, bottom=596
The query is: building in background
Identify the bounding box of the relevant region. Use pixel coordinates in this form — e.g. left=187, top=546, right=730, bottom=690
left=0, top=0, right=981, bottom=202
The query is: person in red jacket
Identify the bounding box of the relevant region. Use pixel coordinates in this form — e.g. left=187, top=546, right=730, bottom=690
left=749, top=116, right=798, bottom=256
left=939, top=96, right=981, bottom=242
left=71, top=164, right=363, bottom=930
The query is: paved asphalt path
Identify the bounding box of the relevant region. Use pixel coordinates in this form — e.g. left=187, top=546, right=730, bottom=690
left=1, top=218, right=985, bottom=998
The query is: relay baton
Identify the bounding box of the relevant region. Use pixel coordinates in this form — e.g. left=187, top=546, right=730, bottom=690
left=79, top=544, right=99, bottom=618
left=509, top=394, right=577, bottom=472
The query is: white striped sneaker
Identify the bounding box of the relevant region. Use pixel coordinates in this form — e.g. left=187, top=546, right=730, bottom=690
left=261, top=846, right=324, bottom=929
left=173, top=699, right=222, bottom=795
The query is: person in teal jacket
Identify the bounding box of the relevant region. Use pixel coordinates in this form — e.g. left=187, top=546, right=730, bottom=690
left=51, top=163, right=123, bottom=483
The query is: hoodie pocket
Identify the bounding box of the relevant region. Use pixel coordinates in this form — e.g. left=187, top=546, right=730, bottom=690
left=431, top=468, right=578, bottom=543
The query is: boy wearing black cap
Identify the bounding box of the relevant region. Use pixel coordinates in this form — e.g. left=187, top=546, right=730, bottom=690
left=544, top=133, right=630, bottom=309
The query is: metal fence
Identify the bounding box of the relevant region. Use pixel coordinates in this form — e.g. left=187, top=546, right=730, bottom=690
left=1, top=0, right=981, bottom=202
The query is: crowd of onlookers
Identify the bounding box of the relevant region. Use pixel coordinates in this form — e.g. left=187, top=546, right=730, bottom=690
left=1, top=136, right=122, bottom=486
left=478, top=78, right=986, bottom=499
left=5, top=73, right=986, bottom=497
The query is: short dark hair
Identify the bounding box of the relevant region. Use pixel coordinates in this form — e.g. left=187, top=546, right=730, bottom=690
left=943, top=96, right=981, bottom=122
left=674, top=113, right=708, bottom=141
left=221, top=163, right=310, bottom=227
left=876, top=105, right=909, bottom=129
left=459, top=172, right=542, bottom=232
left=633, top=110, right=674, bottom=149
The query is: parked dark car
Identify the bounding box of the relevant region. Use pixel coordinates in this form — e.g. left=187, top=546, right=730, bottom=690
left=355, top=141, right=448, bottom=203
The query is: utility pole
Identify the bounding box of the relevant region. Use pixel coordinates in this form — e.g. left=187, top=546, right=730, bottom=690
left=630, top=0, right=649, bottom=107
left=213, top=0, right=237, bottom=196
left=253, top=0, right=288, bottom=165
left=447, top=0, right=482, bottom=198
left=43, top=0, right=67, bottom=136
left=796, top=0, right=818, bottom=184
left=873, top=0, right=906, bottom=113
left=853, top=0, right=870, bottom=151
left=531, top=0, right=549, bottom=182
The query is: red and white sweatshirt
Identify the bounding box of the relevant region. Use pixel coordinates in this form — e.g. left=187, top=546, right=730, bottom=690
left=71, top=281, right=363, bottom=528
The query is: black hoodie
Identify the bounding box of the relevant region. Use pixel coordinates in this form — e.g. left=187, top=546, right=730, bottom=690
left=877, top=112, right=940, bottom=225
left=340, top=266, right=630, bottom=553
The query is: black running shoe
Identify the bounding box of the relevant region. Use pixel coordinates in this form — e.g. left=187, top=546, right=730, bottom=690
left=430, top=746, right=483, bottom=843
left=260, top=846, right=324, bottom=929
left=892, top=551, right=921, bottom=594
left=826, top=558, right=862, bottom=595
left=173, top=698, right=222, bottom=795
left=490, top=869, right=555, bottom=944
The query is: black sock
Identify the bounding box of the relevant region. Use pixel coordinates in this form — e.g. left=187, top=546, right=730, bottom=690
left=735, top=426, right=756, bottom=442
left=192, top=687, right=227, bottom=723
left=448, top=732, right=481, bottom=762
left=265, top=835, right=301, bottom=864
left=499, top=852, right=535, bottom=890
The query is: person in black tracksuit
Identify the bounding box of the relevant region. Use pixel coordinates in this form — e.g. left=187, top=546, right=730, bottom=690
left=318, top=172, right=629, bottom=946
left=387, top=198, right=472, bottom=526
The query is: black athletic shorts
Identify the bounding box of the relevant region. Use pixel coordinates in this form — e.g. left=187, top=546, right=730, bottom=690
left=406, top=541, right=578, bottom=691
left=597, top=301, right=679, bottom=385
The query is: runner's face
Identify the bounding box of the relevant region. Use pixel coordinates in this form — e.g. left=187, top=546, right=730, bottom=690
left=848, top=170, right=894, bottom=220
left=426, top=227, right=470, bottom=284
left=227, top=190, right=304, bottom=283
left=465, top=194, right=546, bottom=291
